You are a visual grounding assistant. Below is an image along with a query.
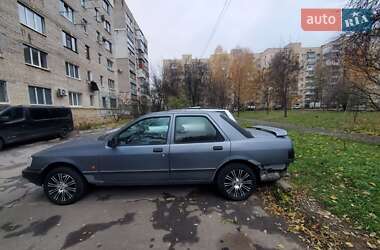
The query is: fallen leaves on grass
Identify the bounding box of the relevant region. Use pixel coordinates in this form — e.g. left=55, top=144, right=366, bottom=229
left=259, top=186, right=379, bottom=250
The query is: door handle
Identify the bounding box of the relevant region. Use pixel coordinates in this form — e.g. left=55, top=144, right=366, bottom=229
left=213, top=146, right=223, bottom=151
left=153, top=147, right=163, bottom=153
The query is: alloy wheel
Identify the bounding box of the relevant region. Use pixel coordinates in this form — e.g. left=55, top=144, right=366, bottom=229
left=46, top=173, right=77, bottom=203
left=223, top=169, right=253, bottom=199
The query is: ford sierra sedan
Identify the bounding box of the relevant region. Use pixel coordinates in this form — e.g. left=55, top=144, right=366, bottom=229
left=22, top=110, right=294, bottom=205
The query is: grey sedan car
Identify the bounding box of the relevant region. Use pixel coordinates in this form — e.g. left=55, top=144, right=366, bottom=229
left=22, top=110, right=294, bottom=205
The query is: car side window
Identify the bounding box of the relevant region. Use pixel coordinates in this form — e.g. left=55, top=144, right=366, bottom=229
left=117, top=117, right=170, bottom=146
left=174, top=116, right=224, bottom=144
left=1, top=107, right=24, bottom=121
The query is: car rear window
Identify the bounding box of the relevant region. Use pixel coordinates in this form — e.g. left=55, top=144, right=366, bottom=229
left=220, top=114, right=253, bottom=138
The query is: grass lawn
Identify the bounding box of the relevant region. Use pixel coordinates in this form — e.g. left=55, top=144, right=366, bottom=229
left=237, top=110, right=380, bottom=136
left=238, top=117, right=380, bottom=233
left=287, top=131, right=380, bottom=233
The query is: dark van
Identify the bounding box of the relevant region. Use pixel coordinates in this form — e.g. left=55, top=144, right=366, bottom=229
left=0, top=105, right=73, bottom=150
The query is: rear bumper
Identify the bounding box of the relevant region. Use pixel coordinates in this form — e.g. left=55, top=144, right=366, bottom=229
left=22, top=168, right=42, bottom=185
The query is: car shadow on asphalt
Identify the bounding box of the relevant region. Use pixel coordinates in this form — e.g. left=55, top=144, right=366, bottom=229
left=83, top=184, right=220, bottom=202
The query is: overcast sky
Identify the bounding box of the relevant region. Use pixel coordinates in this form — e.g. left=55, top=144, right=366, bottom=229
left=127, top=0, right=347, bottom=71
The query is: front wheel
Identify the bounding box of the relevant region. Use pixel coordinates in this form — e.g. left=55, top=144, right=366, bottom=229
left=43, top=167, right=87, bottom=205
left=216, top=163, right=257, bottom=201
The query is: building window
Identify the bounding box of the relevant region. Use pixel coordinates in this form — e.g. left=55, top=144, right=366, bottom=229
left=131, top=82, right=137, bottom=95
left=102, top=96, right=107, bottom=108
left=108, top=79, right=115, bottom=90
left=96, top=31, right=101, bottom=43
left=28, top=86, right=52, bottom=105
left=85, top=45, right=90, bottom=60
left=98, top=53, right=102, bottom=64
left=106, top=59, right=113, bottom=71
left=95, top=7, right=101, bottom=22
left=103, top=20, right=111, bottom=33
left=103, top=39, right=112, bottom=53
left=129, top=59, right=136, bottom=69
left=24, top=45, right=48, bottom=69
left=69, top=92, right=81, bottom=106
left=87, top=70, right=92, bottom=81
left=17, top=3, right=45, bottom=33
left=100, top=75, right=103, bottom=86
left=110, top=98, right=117, bottom=108
left=82, top=18, right=88, bottom=32
left=102, top=0, right=110, bottom=15
left=128, top=48, right=135, bottom=57
left=89, top=95, right=94, bottom=106
left=62, top=31, right=78, bottom=52
left=65, top=62, right=80, bottom=79
left=59, top=0, right=74, bottom=23
left=0, top=81, right=8, bottom=103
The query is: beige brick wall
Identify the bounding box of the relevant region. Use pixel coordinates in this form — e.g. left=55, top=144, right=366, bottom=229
left=71, top=107, right=116, bottom=127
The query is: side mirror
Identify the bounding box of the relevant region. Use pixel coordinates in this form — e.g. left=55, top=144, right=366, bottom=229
left=0, top=116, right=10, bottom=123
left=107, top=137, right=118, bottom=148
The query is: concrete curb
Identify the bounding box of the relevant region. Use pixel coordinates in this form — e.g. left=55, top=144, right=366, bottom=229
left=276, top=179, right=292, bottom=192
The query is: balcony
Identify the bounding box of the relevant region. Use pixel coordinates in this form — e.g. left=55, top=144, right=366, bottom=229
left=137, top=68, right=146, bottom=79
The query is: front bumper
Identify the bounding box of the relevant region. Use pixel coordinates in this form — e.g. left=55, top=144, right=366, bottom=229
left=22, top=168, right=42, bottom=185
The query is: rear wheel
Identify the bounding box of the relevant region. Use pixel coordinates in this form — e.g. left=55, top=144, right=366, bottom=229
left=216, top=163, right=257, bottom=201
left=43, top=167, right=87, bottom=205
left=0, top=138, right=4, bottom=151
left=59, top=128, right=69, bottom=139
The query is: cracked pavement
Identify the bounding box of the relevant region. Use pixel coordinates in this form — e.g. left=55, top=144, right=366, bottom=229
left=0, top=134, right=306, bottom=250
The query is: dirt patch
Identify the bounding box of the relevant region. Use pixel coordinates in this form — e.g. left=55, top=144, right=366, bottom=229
left=259, top=185, right=379, bottom=249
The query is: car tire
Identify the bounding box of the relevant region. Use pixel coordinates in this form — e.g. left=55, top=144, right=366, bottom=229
left=0, top=138, right=4, bottom=151
left=216, top=163, right=257, bottom=201
left=59, top=128, right=69, bottom=139
left=43, top=167, right=87, bottom=205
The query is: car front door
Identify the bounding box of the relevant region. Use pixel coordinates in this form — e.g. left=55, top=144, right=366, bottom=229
left=99, top=116, right=171, bottom=185
left=169, top=115, right=230, bottom=182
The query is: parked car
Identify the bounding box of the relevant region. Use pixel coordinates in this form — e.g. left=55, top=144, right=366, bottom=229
left=0, top=105, right=73, bottom=150
left=22, top=110, right=294, bottom=205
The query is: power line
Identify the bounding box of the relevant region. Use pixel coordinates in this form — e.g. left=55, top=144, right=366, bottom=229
left=201, top=0, right=231, bottom=57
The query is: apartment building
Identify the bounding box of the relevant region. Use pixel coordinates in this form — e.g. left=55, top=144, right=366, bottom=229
left=162, top=54, right=208, bottom=93
left=254, top=43, right=321, bottom=108
left=289, top=44, right=321, bottom=108
left=0, top=0, right=149, bottom=125
left=113, top=0, right=149, bottom=105
left=0, top=0, right=118, bottom=108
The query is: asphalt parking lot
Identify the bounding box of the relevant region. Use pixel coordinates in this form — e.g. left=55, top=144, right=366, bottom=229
left=0, top=134, right=305, bottom=250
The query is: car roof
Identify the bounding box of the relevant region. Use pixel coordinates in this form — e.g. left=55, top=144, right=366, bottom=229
left=4, top=105, right=69, bottom=109
left=143, top=109, right=222, bottom=117
left=170, top=108, right=229, bottom=112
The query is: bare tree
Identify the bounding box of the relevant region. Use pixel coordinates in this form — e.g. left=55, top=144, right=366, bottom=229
left=184, top=59, right=209, bottom=106
left=268, top=48, right=300, bottom=117
left=162, top=61, right=184, bottom=109
left=150, top=73, right=165, bottom=111
left=343, top=0, right=380, bottom=110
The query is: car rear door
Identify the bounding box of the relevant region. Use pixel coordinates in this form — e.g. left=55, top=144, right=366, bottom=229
left=28, top=107, right=54, bottom=138
left=98, top=116, right=172, bottom=184
left=169, top=115, right=230, bottom=182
